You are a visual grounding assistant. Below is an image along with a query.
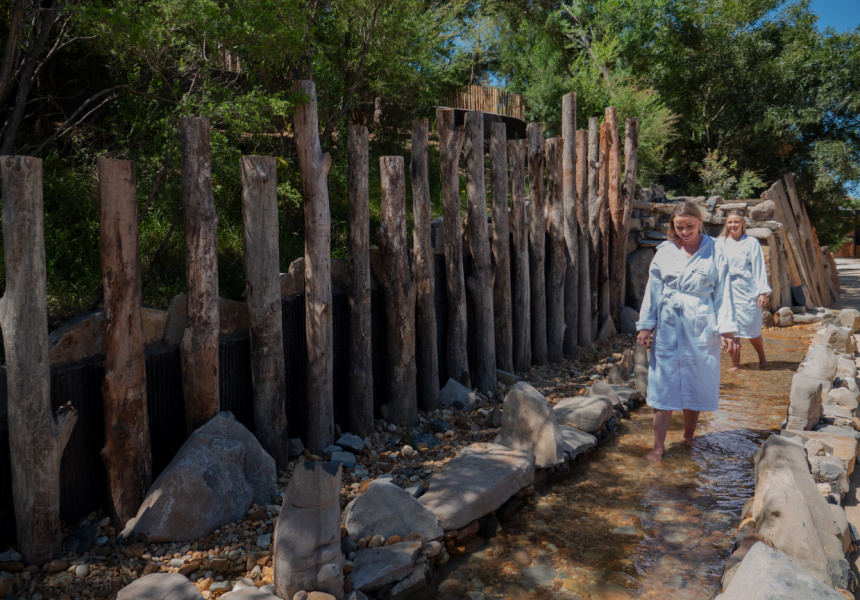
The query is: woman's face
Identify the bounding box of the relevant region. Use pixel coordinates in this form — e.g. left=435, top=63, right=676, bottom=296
left=673, top=215, right=702, bottom=244
left=726, top=214, right=744, bottom=238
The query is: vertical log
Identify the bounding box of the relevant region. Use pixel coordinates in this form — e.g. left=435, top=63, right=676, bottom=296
left=527, top=122, right=548, bottom=365
left=605, top=107, right=623, bottom=328
left=490, top=122, right=513, bottom=372
left=509, top=139, right=532, bottom=372
left=545, top=137, right=566, bottom=362
left=464, top=111, right=497, bottom=392
left=99, top=158, right=152, bottom=526
left=576, top=130, right=592, bottom=346
left=621, top=118, right=639, bottom=308
left=436, top=108, right=470, bottom=387
left=587, top=118, right=601, bottom=335
left=241, top=155, right=288, bottom=466
left=411, top=119, right=439, bottom=411
left=292, top=81, right=334, bottom=452
left=561, top=93, right=578, bottom=356
left=1, top=156, right=77, bottom=563
left=179, top=117, right=220, bottom=434
left=598, top=122, right=611, bottom=331
left=377, top=157, right=418, bottom=425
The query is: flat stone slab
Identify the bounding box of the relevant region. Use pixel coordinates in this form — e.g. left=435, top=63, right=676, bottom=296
left=609, top=385, right=643, bottom=406
left=343, top=479, right=443, bottom=541
left=792, top=313, right=822, bottom=324
left=418, top=443, right=535, bottom=530
left=559, top=426, right=597, bottom=460
left=553, top=396, right=613, bottom=433
left=116, top=573, right=202, bottom=600
left=782, top=430, right=858, bottom=474
left=351, top=541, right=421, bottom=592
left=494, top=382, right=564, bottom=468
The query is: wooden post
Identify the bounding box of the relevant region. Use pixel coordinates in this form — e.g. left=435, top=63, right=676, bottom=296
left=436, top=109, right=470, bottom=387
left=587, top=118, right=601, bottom=335
left=545, top=137, right=566, bottom=362
left=598, top=122, right=611, bottom=331
left=98, top=158, right=152, bottom=526
left=411, top=119, right=439, bottom=411
left=1, top=155, right=77, bottom=563
left=509, top=139, right=532, bottom=372
left=179, top=117, right=220, bottom=435
left=576, top=130, right=592, bottom=346
left=464, top=111, right=497, bottom=392
left=490, top=122, right=513, bottom=372
left=241, top=155, right=288, bottom=466
left=621, top=118, right=639, bottom=308
left=561, top=93, right=578, bottom=356
left=528, top=122, right=548, bottom=365
left=377, top=157, right=418, bottom=425
left=292, top=81, right=334, bottom=452
left=605, top=107, right=624, bottom=328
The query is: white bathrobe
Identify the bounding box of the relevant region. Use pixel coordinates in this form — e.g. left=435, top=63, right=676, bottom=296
left=715, top=234, right=771, bottom=339
left=636, top=235, right=737, bottom=412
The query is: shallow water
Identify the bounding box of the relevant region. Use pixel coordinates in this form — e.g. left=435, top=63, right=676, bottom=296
left=440, top=327, right=811, bottom=600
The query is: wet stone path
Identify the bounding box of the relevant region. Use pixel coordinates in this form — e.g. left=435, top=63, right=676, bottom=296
left=440, top=326, right=812, bottom=600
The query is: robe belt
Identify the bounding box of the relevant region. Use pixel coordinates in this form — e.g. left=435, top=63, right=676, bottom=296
left=661, top=287, right=709, bottom=312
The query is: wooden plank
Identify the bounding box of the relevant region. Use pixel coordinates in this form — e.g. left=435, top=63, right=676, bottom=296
left=561, top=93, right=578, bottom=355
left=509, top=139, right=531, bottom=371
left=576, top=130, right=591, bottom=345
left=605, top=107, right=623, bottom=329
left=545, top=137, right=565, bottom=363
left=528, top=122, right=547, bottom=365
left=785, top=173, right=827, bottom=306
left=490, top=122, right=513, bottom=371
left=771, top=180, right=817, bottom=306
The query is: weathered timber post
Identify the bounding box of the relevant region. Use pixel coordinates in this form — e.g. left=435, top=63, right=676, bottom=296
left=605, top=107, right=624, bottom=329
left=545, top=137, right=566, bottom=362
left=411, top=119, right=439, bottom=411
left=377, top=157, right=418, bottom=425
left=292, top=81, right=334, bottom=452
left=528, top=122, right=548, bottom=365
left=437, top=109, right=470, bottom=387
left=587, top=118, right=601, bottom=335
left=561, top=93, right=578, bottom=356
left=509, top=139, right=532, bottom=372
left=241, top=155, right=288, bottom=467
left=1, top=155, right=77, bottom=562
left=598, top=122, right=612, bottom=332
left=464, top=111, right=497, bottom=391
left=621, top=118, right=639, bottom=307
left=179, top=117, right=220, bottom=434
left=576, top=130, right=592, bottom=346
left=490, top=122, right=513, bottom=372
left=98, top=158, right=152, bottom=527
left=347, top=125, right=375, bottom=436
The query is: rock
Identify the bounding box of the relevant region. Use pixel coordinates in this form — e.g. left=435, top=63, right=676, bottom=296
left=777, top=311, right=793, bottom=327
left=798, top=344, right=838, bottom=382
left=343, top=479, right=443, bottom=542
left=836, top=355, right=857, bottom=379
left=793, top=313, right=822, bottom=325
left=162, top=295, right=251, bottom=346
left=0, top=550, right=21, bottom=562
left=387, top=562, right=432, bottom=600
left=336, top=434, right=365, bottom=454
left=717, top=542, right=844, bottom=600
left=330, top=451, right=356, bottom=469
left=274, top=461, right=344, bottom=599
left=606, top=364, right=625, bottom=385
left=488, top=407, right=502, bottom=428
left=839, top=309, right=860, bottom=333
left=745, top=227, right=772, bottom=240
left=418, top=443, right=535, bottom=530
left=496, top=370, right=522, bottom=386
left=123, top=412, right=277, bottom=542
left=45, top=559, right=69, bottom=573
left=748, top=200, right=775, bottom=221
left=610, top=385, right=643, bottom=406
left=620, top=307, right=639, bottom=335
left=812, top=324, right=856, bottom=354
left=280, top=257, right=306, bottom=297
left=821, top=404, right=856, bottom=426
left=626, top=248, right=656, bottom=310
left=588, top=380, right=623, bottom=408
left=350, top=541, right=421, bottom=592
left=825, top=387, right=859, bottom=411
left=289, top=438, right=305, bottom=457
left=597, top=316, right=616, bottom=341
left=429, top=419, right=452, bottom=433
left=786, top=374, right=824, bottom=431
left=410, top=432, right=439, bottom=450
left=493, top=382, right=564, bottom=469
left=221, top=589, right=279, bottom=599
left=761, top=310, right=775, bottom=328
left=257, top=533, right=272, bottom=549
left=439, top=378, right=478, bottom=412
left=752, top=435, right=850, bottom=588
left=116, top=573, right=201, bottom=600
left=322, top=444, right=342, bottom=456
left=830, top=504, right=851, bottom=554
left=553, top=396, right=614, bottom=433
left=809, top=454, right=849, bottom=497
left=559, top=426, right=597, bottom=460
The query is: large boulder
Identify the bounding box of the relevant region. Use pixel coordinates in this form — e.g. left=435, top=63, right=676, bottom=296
left=748, top=200, right=776, bottom=221
left=553, top=396, right=613, bottom=433
left=342, top=479, right=443, bottom=541
left=123, top=412, right=277, bottom=542
left=418, top=443, right=535, bottom=530
left=781, top=429, right=858, bottom=474
left=752, top=435, right=850, bottom=588
left=274, top=461, right=344, bottom=599
left=163, top=295, right=251, bottom=346
left=838, top=308, right=860, bottom=333
left=625, top=248, right=656, bottom=310
left=620, top=307, right=640, bottom=335
left=812, top=324, right=856, bottom=354
left=785, top=374, right=824, bottom=431
left=797, top=344, right=837, bottom=382
left=116, top=573, right=202, bottom=600
left=350, top=542, right=422, bottom=592
left=588, top=380, right=623, bottom=409
left=438, top=378, right=478, bottom=412
left=494, top=382, right=564, bottom=469
left=824, top=387, right=859, bottom=411
left=49, top=308, right=168, bottom=365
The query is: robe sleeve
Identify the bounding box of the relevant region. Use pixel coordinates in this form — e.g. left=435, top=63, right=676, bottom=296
left=636, top=251, right=663, bottom=331
left=714, top=246, right=738, bottom=334
left=751, top=239, right=772, bottom=296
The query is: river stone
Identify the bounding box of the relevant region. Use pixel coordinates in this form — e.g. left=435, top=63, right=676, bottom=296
left=116, top=573, right=201, bottom=600
left=553, top=396, right=613, bottom=433
left=274, top=461, right=344, bottom=599
left=745, top=228, right=772, bottom=240
left=748, top=199, right=775, bottom=221
left=610, top=385, right=643, bottom=406
left=792, top=312, right=822, bottom=325
left=123, top=412, right=277, bottom=542
left=439, top=378, right=478, bottom=411
left=798, top=343, right=838, bottom=382
left=588, top=381, right=623, bottom=408
left=559, top=426, right=597, bottom=460
left=716, top=542, right=844, bottom=600
left=838, top=308, right=860, bottom=333
left=620, top=307, right=639, bottom=335
left=836, top=355, right=857, bottom=379
left=762, top=310, right=775, bottom=328
left=494, top=382, right=564, bottom=468
left=626, top=248, right=656, bottom=310
left=830, top=504, right=851, bottom=554
left=809, top=454, right=849, bottom=497
left=418, top=443, right=535, bottom=530
left=786, top=374, right=824, bottom=431
left=343, top=479, right=443, bottom=541
left=752, top=435, right=850, bottom=589
left=336, top=433, right=365, bottom=454
left=812, top=324, right=856, bottom=354
left=597, top=315, right=617, bottom=341
left=776, top=311, right=793, bottom=327
left=221, top=590, right=277, bottom=599
left=387, top=562, right=432, bottom=600
left=350, top=541, right=421, bottom=592
left=824, top=387, right=859, bottom=411
left=821, top=404, right=856, bottom=427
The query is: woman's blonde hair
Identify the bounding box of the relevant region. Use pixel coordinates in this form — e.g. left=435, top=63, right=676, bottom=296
left=667, top=201, right=704, bottom=239
left=719, top=209, right=746, bottom=238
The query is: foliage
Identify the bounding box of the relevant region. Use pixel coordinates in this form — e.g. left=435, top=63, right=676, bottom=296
left=696, top=149, right=766, bottom=200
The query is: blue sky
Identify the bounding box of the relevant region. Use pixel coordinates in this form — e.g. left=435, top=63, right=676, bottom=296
left=811, top=0, right=860, bottom=32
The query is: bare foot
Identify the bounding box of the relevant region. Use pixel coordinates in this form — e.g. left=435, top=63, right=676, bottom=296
left=683, top=436, right=694, bottom=446
left=726, top=366, right=739, bottom=372
left=758, top=361, right=768, bottom=370
left=646, top=449, right=664, bottom=462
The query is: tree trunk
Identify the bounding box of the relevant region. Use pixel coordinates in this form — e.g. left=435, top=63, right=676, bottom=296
left=561, top=93, right=578, bottom=356
left=598, top=122, right=611, bottom=331
left=1, top=155, right=77, bottom=563
left=576, top=130, right=592, bottom=346
left=587, top=118, right=601, bottom=335
left=411, top=119, right=439, bottom=411
left=464, top=111, right=497, bottom=391
left=292, top=81, right=334, bottom=453
left=509, top=139, right=532, bottom=372
left=436, top=109, right=470, bottom=387
left=527, top=122, right=547, bottom=365
left=377, top=156, right=418, bottom=425
left=621, top=118, right=639, bottom=308
left=179, top=117, right=220, bottom=435
left=98, top=158, right=152, bottom=527
left=545, top=137, right=566, bottom=362
left=241, top=155, right=288, bottom=467
left=347, top=125, right=375, bottom=436
left=490, top=122, right=513, bottom=372
left=605, top=107, right=623, bottom=328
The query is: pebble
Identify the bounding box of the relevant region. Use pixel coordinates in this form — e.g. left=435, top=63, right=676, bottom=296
left=402, top=445, right=415, bottom=456
left=75, top=564, right=90, bottom=578
left=169, top=558, right=185, bottom=568
left=209, top=581, right=232, bottom=592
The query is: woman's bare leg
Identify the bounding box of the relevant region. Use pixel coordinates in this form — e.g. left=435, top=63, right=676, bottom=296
left=749, top=335, right=767, bottom=369
left=727, top=342, right=741, bottom=371
left=647, top=409, right=672, bottom=462
left=683, top=409, right=700, bottom=444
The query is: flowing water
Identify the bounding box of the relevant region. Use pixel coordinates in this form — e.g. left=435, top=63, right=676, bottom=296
left=440, top=327, right=811, bottom=600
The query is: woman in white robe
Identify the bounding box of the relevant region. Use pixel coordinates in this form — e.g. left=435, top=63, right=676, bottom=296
left=715, top=210, right=771, bottom=371
left=636, top=201, right=737, bottom=462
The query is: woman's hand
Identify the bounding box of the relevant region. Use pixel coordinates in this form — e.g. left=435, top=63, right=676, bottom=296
left=757, top=294, right=768, bottom=309
left=721, top=332, right=738, bottom=353
left=637, top=330, right=652, bottom=348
